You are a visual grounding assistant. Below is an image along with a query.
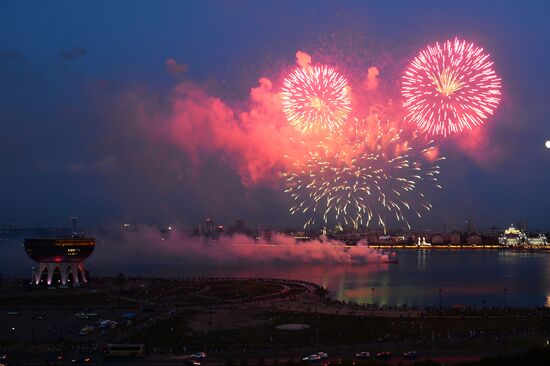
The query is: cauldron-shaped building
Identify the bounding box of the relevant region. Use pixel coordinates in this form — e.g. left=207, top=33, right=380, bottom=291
left=24, top=237, right=95, bottom=286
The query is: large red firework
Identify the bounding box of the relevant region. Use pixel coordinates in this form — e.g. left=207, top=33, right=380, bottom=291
left=281, top=65, right=351, bottom=133
left=402, top=38, right=501, bottom=136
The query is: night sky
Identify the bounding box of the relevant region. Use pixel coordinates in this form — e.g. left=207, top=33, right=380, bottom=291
left=1, top=0, right=549, bottom=230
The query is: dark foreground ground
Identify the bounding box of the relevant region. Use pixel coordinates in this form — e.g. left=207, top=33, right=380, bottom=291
left=2, top=277, right=550, bottom=365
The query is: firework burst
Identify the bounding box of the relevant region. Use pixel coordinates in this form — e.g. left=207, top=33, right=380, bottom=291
left=402, top=38, right=501, bottom=136
left=283, top=118, right=444, bottom=229
left=281, top=65, right=351, bottom=133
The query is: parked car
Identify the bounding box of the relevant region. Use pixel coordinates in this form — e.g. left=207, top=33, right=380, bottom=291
left=191, top=352, right=207, bottom=359
left=302, top=352, right=328, bottom=362
left=403, top=351, right=419, bottom=360
left=355, top=352, right=371, bottom=359
left=376, top=352, right=391, bottom=361
left=302, top=354, right=321, bottom=362
left=70, top=355, right=92, bottom=364
left=79, top=326, right=94, bottom=336
left=99, top=319, right=118, bottom=329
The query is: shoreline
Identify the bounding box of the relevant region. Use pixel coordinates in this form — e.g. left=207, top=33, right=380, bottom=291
left=368, top=244, right=550, bottom=251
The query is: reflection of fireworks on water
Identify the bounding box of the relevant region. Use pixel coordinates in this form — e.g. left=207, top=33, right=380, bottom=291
left=402, top=38, right=501, bottom=136
left=281, top=65, right=351, bottom=133
left=283, top=118, right=444, bottom=229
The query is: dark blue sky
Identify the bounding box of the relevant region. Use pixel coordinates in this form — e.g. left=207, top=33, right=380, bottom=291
left=1, top=0, right=549, bottom=230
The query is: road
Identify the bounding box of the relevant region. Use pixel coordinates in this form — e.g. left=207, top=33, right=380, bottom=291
left=5, top=346, right=503, bottom=366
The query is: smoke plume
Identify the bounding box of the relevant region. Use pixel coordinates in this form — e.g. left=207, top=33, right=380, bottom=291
left=365, top=66, right=379, bottom=91
left=296, top=50, right=312, bottom=68
left=92, top=226, right=391, bottom=267
left=165, top=58, right=188, bottom=76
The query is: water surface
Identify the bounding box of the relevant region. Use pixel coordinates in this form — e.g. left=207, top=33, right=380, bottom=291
left=2, top=237, right=550, bottom=307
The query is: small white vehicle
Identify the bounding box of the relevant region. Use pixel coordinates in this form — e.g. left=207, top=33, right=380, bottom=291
left=79, top=326, right=94, bottom=336
left=302, top=352, right=327, bottom=362
left=191, top=352, right=207, bottom=359
left=99, top=319, right=118, bottom=329
left=302, top=354, right=320, bottom=362
left=355, top=352, right=370, bottom=359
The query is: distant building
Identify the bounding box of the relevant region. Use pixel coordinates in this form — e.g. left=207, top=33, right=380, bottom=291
left=205, top=218, right=215, bottom=234
left=431, top=234, right=445, bottom=245
left=466, top=234, right=482, bottom=245
left=367, top=234, right=379, bottom=245
left=528, top=234, right=548, bottom=246
left=450, top=231, right=461, bottom=245
left=227, top=219, right=252, bottom=236
left=499, top=225, right=525, bottom=246
left=499, top=224, right=548, bottom=247
left=466, top=218, right=475, bottom=233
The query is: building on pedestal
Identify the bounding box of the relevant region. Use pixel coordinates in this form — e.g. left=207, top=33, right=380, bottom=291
left=24, top=237, right=95, bottom=287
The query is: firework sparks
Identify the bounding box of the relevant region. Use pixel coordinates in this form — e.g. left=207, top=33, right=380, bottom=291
left=283, top=118, right=444, bottom=230
left=281, top=65, right=351, bottom=133
left=402, top=37, right=501, bottom=136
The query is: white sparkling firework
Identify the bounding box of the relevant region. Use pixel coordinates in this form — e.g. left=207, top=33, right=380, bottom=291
left=281, top=65, right=351, bottom=133
left=283, top=118, right=444, bottom=229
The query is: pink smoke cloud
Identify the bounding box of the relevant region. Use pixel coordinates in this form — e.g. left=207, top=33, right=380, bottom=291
left=365, top=66, right=379, bottom=91
left=296, top=50, right=312, bottom=68
left=165, top=58, right=188, bottom=76
left=92, top=226, right=390, bottom=266
left=160, top=71, right=316, bottom=187
left=448, top=126, right=503, bottom=168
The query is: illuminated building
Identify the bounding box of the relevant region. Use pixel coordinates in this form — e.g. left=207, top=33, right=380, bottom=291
left=24, top=237, right=95, bottom=287
left=528, top=234, right=548, bottom=246
left=499, top=225, right=526, bottom=246
left=498, top=224, right=548, bottom=247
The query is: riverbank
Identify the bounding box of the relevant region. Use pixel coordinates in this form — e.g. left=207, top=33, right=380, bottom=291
left=368, top=244, right=550, bottom=251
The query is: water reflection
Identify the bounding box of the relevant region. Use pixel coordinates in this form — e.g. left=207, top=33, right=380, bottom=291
left=157, top=249, right=550, bottom=307
left=417, top=249, right=427, bottom=270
